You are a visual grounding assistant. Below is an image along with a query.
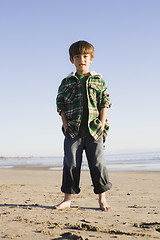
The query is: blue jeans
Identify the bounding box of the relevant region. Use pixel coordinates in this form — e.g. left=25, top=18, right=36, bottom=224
left=61, top=129, right=112, bottom=194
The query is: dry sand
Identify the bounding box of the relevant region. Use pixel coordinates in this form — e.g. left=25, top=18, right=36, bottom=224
left=0, top=167, right=160, bottom=240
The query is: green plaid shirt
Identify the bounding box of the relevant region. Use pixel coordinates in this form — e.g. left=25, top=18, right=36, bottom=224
left=56, top=72, right=111, bottom=142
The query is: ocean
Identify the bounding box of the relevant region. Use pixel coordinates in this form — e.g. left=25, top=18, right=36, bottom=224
left=0, top=151, right=160, bottom=171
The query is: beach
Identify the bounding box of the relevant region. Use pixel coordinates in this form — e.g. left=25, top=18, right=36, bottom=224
left=0, top=167, right=160, bottom=240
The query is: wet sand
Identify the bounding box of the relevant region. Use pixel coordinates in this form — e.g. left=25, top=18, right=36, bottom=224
left=0, top=167, right=160, bottom=239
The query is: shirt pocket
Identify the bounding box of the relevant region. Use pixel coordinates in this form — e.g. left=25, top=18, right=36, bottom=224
left=89, top=82, right=103, bottom=102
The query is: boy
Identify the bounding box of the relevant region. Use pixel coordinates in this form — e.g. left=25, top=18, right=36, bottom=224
left=54, top=40, right=112, bottom=211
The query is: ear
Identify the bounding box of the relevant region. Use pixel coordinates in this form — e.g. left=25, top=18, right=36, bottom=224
left=70, top=57, right=74, bottom=64
left=90, top=57, right=94, bottom=64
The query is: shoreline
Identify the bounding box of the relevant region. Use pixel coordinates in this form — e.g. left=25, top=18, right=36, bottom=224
left=1, top=164, right=160, bottom=172
left=1, top=152, right=160, bottom=172
left=0, top=168, right=160, bottom=239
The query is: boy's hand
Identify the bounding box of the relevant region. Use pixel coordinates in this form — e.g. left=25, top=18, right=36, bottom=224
left=63, top=123, right=68, bottom=133
left=101, top=123, right=105, bottom=132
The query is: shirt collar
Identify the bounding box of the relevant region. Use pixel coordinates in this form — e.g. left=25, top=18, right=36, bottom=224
left=66, top=71, right=102, bottom=79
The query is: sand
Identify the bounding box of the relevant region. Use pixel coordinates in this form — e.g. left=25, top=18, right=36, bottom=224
left=0, top=166, right=160, bottom=240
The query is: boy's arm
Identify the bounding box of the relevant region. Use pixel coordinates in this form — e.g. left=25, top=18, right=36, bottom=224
left=61, top=110, right=68, bottom=132
left=100, top=108, right=107, bottom=131
left=101, top=79, right=112, bottom=109
left=56, top=80, right=65, bottom=115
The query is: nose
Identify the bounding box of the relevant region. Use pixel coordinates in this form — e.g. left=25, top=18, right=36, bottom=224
left=79, top=55, right=84, bottom=61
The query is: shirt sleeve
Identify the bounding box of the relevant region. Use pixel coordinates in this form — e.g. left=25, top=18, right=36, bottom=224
left=100, top=79, right=112, bottom=109
left=56, top=80, right=65, bottom=115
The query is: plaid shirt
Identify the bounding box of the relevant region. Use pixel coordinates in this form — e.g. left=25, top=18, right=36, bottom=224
left=56, top=71, right=111, bottom=142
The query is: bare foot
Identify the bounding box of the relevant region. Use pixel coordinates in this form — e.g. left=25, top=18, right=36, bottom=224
left=53, top=200, right=71, bottom=210
left=99, top=200, right=112, bottom=211
left=98, top=192, right=112, bottom=211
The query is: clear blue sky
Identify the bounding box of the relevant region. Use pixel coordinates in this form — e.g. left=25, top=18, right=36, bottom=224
left=0, top=0, right=160, bottom=157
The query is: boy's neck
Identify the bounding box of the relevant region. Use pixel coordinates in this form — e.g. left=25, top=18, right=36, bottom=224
left=76, top=70, right=90, bottom=76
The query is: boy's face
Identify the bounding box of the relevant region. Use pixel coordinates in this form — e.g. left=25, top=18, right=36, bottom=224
left=70, top=54, right=93, bottom=75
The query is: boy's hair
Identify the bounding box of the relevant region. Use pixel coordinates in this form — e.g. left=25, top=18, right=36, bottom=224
left=69, top=40, right=94, bottom=60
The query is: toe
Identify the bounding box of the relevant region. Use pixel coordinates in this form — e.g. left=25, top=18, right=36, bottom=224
left=99, top=203, right=112, bottom=211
